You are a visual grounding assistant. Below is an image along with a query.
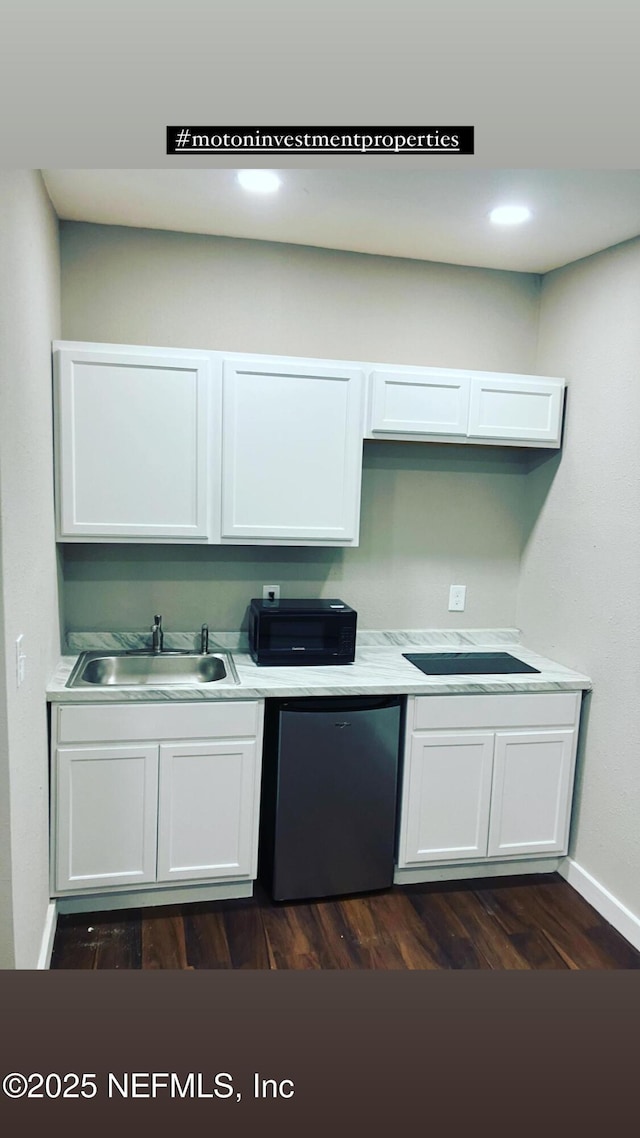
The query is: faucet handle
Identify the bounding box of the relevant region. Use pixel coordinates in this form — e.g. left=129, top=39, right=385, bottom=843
left=153, top=614, right=162, bottom=626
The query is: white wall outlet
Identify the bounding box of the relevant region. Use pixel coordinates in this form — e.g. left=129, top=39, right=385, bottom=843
left=448, top=584, right=466, bottom=612
left=262, top=584, right=281, bottom=602
left=16, top=634, right=26, bottom=687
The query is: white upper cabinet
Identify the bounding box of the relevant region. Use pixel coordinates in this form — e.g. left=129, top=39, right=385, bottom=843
left=54, top=343, right=217, bottom=541
left=220, top=355, right=365, bottom=545
left=52, top=341, right=567, bottom=547
left=467, top=375, right=565, bottom=446
left=369, top=369, right=471, bottom=438
left=366, top=366, right=565, bottom=448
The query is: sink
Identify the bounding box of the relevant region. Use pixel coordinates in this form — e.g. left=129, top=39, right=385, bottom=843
left=66, top=650, right=240, bottom=688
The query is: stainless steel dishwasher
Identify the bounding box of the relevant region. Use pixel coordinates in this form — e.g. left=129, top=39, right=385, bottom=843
left=260, top=695, right=403, bottom=901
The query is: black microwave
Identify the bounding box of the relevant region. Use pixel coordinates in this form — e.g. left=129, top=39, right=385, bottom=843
left=248, top=598, right=357, bottom=666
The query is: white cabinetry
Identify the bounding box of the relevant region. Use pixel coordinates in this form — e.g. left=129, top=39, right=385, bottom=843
left=56, top=744, right=158, bottom=890
left=52, top=701, right=264, bottom=901
left=369, top=369, right=471, bottom=439
left=157, top=739, right=258, bottom=881
left=54, top=343, right=217, bottom=541
left=221, top=355, right=364, bottom=545
left=367, top=367, right=565, bottom=448
left=467, top=375, right=564, bottom=445
left=397, top=693, right=580, bottom=876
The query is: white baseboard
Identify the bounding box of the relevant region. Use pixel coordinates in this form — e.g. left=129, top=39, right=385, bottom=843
left=36, top=902, right=57, bottom=969
left=559, top=858, right=640, bottom=953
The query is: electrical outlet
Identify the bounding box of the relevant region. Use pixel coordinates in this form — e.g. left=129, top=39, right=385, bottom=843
left=262, top=584, right=281, bottom=602
left=448, top=585, right=466, bottom=612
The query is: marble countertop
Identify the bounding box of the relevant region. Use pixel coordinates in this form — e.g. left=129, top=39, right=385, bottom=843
left=46, top=629, right=592, bottom=703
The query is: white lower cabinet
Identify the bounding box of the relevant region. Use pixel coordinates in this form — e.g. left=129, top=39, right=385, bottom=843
left=52, top=701, right=264, bottom=897
left=56, top=744, right=159, bottom=891
left=397, top=693, right=581, bottom=872
left=156, top=740, right=258, bottom=882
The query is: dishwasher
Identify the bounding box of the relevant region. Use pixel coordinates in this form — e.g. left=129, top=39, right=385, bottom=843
left=260, top=695, right=403, bottom=901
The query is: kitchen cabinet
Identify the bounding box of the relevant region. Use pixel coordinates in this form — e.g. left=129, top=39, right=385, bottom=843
left=368, top=368, right=471, bottom=439
left=53, top=342, right=218, bottom=541
left=367, top=366, right=565, bottom=447
left=467, top=374, right=565, bottom=445
left=52, top=340, right=567, bottom=549
left=220, top=354, right=364, bottom=545
left=52, top=700, right=264, bottom=899
left=396, top=692, right=581, bottom=873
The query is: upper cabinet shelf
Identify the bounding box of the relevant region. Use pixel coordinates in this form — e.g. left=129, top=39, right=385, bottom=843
left=52, top=341, right=566, bottom=546
left=366, top=366, right=565, bottom=448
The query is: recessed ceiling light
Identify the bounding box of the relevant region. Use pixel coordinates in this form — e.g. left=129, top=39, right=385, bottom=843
left=236, top=170, right=281, bottom=193
left=489, top=204, right=532, bottom=225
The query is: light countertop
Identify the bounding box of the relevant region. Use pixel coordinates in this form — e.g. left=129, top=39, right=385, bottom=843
left=46, top=629, right=592, bottom=703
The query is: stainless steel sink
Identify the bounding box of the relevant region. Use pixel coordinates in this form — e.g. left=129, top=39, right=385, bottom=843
left=66, top=650, right=240, bottom=688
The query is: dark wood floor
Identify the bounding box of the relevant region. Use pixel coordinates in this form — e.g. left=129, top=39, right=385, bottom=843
left=51, top=874, right=640, bottom=970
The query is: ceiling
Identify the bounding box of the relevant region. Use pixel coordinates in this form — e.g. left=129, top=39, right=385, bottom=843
left=42, top=169, right=640, bottom=275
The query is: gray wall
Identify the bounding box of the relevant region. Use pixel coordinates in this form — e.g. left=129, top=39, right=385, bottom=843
left=60, top=222, right=541, bottom=634
left=0, top=172, right=61, bottom=968
left=518, top=236, right=640, bottom=918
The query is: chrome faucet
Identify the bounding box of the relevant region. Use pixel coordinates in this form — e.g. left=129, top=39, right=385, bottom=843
left=200, top=623, right=209, bottom=654
left=151, top=614, right=164, bottom=653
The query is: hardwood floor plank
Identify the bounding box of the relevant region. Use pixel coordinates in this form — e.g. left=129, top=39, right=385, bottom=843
left=141, top=906, right=190, bottom=970
left=471, top=886, right=569, bottom=968
left=360, top=891, right=447, bottom=970
left=221, top=902, right=271, bottom=969
left=433, top=889, right=532, bottom=970
left=294, top=899, right=365, bottom=968
left=406, top=890, right=493, bottom=969
left=50, top=876, right=640, bottom=971
left=50, top=914, right=99, bottom=970
left=583, top=923, right=640, bottom=970
left=260, top=899, right=323, bottom=968
left=512, top=885, right=630, bottom=970
left=183, top=905, right=234, bottom=969
left=51, top=910, right=142, bottom=970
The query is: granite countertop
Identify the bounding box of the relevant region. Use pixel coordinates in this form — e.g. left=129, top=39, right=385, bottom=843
left=46, top=629, right=592, bottom=703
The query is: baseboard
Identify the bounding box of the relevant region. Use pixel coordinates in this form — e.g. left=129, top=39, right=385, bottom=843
left=36, top=902, right=58, bottom=969
left=559, top=858, right=640, bottom=953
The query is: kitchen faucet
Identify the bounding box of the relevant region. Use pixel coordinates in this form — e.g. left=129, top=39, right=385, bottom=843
left=200, top=623, right=209, bottom=654
left=151, top=614, right=164, bottom=653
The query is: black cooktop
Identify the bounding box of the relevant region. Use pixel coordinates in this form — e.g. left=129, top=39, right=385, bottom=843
left=402, top=651, right=541, bottom=676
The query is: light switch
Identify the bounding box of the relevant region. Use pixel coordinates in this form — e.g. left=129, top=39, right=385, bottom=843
left=16, top=634, right=26, bottom=687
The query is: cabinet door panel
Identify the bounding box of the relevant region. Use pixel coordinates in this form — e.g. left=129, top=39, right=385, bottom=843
left=221, top=358, right=363, bottom=543
left=369, top=370, right=470, bottom=437
left=55, top=348, right=212, bottom=539
left=398, top=732, right=494, bottom=865
left=488, top=730, right=576, bottom=857
left=468, top=377, right=563, bottom=445
left=56, top=745, right=158, bottom=891
left=157, top=741, right=259, bottom=881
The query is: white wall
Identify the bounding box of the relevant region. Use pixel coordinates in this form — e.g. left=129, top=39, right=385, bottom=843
left=519, top=236, right=640, bottom=919
left=0, top=172, right=61, bottom=968
left=59, top=222, right=541, bottom=633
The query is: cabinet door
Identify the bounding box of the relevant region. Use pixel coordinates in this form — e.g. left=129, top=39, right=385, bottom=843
left=487, top=730, right=577, bottom=857
left=221, top=357, right=364, bottom=544
left=397, top=732, right=494, bottom=865
left=156, top=740, right=260, bottom=881
left=55, top=346, right=214, bottom=540
left=369, top=369, right=470, bottom=438
left=467, top=375, right=564, bottom=446
left=55, top=745, right=158, bottom=891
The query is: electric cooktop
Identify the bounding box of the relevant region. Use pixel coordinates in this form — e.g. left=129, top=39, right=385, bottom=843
left=402, top=651, right=541, bottom=676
